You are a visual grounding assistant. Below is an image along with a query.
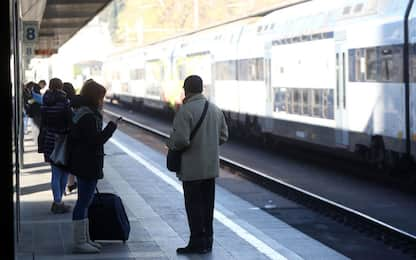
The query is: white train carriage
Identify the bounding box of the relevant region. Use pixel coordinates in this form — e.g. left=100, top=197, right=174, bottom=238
left=336, top=0, right=409, bottom=156
left=256, top=0, right=411, bottom=163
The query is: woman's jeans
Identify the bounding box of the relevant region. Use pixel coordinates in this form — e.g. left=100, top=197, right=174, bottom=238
left=51, top=164, right=69, bottom=203
left=72, top=178, right=97, bottom=220
left=23, top=111, right=28, bottom=133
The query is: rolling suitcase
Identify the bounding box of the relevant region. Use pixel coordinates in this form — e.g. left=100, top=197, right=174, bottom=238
left=88, top=188, right=130, bottom=242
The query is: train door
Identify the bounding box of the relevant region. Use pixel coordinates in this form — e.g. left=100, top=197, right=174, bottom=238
left=335, top=42, right=349, bottom=147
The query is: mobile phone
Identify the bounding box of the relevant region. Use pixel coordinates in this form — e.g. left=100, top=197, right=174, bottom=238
left=116, top=116, right=123, bottom=122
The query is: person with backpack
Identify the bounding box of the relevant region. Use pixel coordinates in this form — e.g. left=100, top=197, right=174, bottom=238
left=41, top=78, right=72, bottom=214
left=68, top=79, right=118, bottom=253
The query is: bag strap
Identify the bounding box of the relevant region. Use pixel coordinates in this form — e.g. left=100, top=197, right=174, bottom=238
left=190, top=101, right=209, bottom=141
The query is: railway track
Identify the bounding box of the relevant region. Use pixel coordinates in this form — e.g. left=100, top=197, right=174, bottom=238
left=104, top=108, right=416, bottom=257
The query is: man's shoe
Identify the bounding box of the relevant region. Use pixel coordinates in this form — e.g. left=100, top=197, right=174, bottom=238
left=176, top=246, right=209, bottom=254
left=205, top=236, right=213, bottom=251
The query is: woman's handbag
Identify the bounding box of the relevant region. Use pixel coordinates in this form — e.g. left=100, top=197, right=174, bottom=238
left=167, top=101, right=209, bottom=172
left=49, top=134, right=69, bottom=167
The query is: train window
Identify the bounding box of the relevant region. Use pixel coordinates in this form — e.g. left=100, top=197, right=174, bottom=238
left=348, top=50, right=355, bottom=81
left=354, top=3, right=364, bottom=13
left=293, top=89, right=301, bottom=114
left=323, top=89, right=334, bottom=119
left=237, top=60, right=247, bottom=80
left=380, top=47, right=393, bottom=81
left=313, top=89, right=322, bottom=118
left=255, top=58, right=264, bottom=80
left=273, top=88, right=333, bottom=119
left=285, top=89, right=292, bottom=114
left=343, top=6, right=351, bottom=15
left=237, top=58, right=264, bottom=81
left=391, top=45, right=403, bottom=82
left=302, top=35, right=311, bottom=41
left=302, top=89, right=310, bottom=116
left=411, top=44, right=416, bottom=83
left=215, top=60, right=237, bottom=80
left=365, top=48, right=378, bottom=81
left=274, top=88, right=288, bottom=113
left=312, top=33, right=322, bottom=40
left=323, top=32, right=334, bottom=39
left=257, top=26, right=262, bottom=33
left=270, top=24, right=275, bottom=30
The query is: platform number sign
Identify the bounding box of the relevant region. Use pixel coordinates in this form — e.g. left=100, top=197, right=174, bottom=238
left=23, top=22, right=38, bottom=44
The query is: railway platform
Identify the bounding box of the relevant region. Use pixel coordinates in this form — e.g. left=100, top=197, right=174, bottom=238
left=16, top=127, right=348, bottom=260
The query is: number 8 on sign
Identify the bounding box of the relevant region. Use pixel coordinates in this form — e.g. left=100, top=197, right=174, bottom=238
left=23, top=22, right=38, bottom=43
left=26, top=27, right=35, bottom=41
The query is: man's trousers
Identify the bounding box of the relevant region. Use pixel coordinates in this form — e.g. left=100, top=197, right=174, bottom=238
left=182, top=178, right=215, bottom=248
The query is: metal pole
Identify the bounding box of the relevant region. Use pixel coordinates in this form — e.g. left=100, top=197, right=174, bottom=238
left=0, top=0, right=15, bottom=258
left=404, top=0, right=414, bottom=159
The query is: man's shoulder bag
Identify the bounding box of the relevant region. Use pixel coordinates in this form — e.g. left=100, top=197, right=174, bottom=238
left=167, top=101, right=209, bottom=172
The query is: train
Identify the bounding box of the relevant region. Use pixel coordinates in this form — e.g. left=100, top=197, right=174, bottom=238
left=102, top=0, right=416, bottom=170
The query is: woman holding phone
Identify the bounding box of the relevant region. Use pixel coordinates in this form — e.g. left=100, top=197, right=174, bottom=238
left=68, top=79, right=118, bottom=254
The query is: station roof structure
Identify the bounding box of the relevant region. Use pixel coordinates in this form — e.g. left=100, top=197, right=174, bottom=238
left=21, top=0, right=113, bottom=57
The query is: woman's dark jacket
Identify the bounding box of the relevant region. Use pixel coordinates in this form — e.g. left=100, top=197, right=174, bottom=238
left=68, top=106, right=116, bottom=180
left=40, top=90, right=71, bottom=162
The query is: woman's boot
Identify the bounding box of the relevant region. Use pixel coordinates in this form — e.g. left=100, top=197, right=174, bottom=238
left=85, top=219, right=102, bottom=249
left=72, top=219, right=100, bottom=254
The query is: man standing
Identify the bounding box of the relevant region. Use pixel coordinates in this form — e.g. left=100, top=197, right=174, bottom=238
left=167, top=75, right=228, bottom=254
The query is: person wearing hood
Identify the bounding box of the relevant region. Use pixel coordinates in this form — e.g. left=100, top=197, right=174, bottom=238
left=40, top=78, right=72, bottom=214
left=68, top=79, right=118, bottom=254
